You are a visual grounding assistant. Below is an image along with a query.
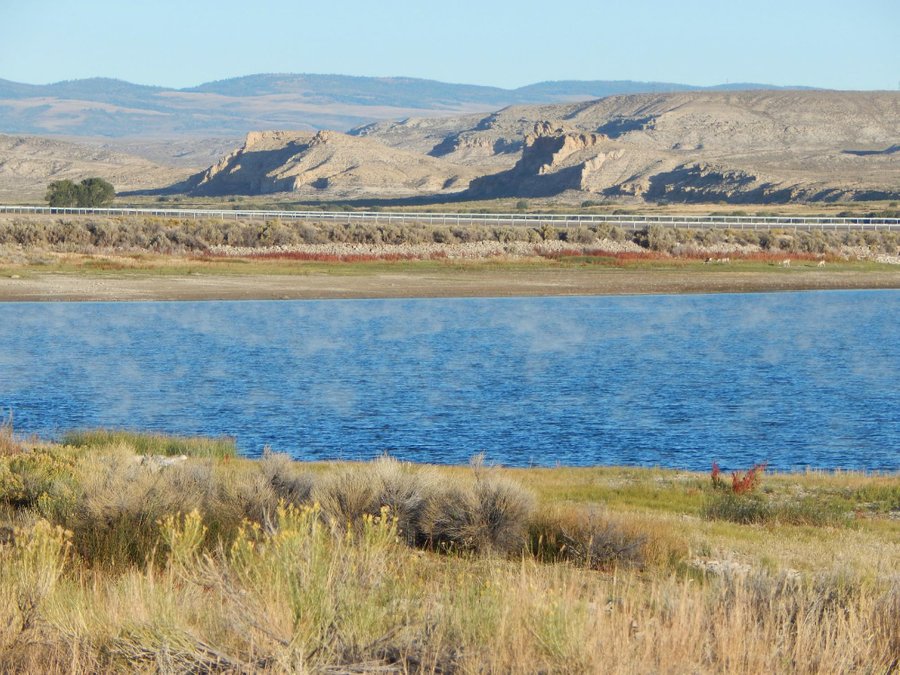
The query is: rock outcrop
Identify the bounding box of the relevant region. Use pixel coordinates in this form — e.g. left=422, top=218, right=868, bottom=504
left=466, top=123, right=637, bottom=197
left=452, top=91, right=900, bottom=202
left=176, top=130, right=476, bottom=198
left=163, top=91, right=899, bottom=203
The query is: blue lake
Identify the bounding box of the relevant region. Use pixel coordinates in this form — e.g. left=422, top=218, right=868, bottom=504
left=0, top=291, right=897, bottom=471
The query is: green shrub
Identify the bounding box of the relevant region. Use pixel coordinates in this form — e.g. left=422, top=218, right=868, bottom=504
left=309, top=457, right=535, bottom=555
left=0, top=448, right=77, bottom=509
left=701, top=492, right=845, bottom=526
left=0, top=520, right=71, bottom=633
left=538, top=224, right=558, bottom=241
left=641, top=225, right=677, bottom=252
left=701, top=493, right=770, bottom=524
left=566, top=227, right=597, bottom=244
left=54, top=450, right=277, bottom=565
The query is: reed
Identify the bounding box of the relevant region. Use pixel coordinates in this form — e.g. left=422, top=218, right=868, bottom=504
left=62, top=429, right=237, bottom=458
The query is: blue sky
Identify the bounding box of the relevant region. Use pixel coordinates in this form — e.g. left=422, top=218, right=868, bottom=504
left=1, top=0, right=897, bottom=90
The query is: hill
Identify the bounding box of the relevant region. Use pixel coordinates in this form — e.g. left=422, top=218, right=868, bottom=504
left=174, top=130, right=476, bottom=198
left=355, top=91, right=900, bottom=203
left=0, top=134, right=193, bottom=201
left=3, top=89, right=896, bottom=204
left=0, top=74, right=814, bottom=139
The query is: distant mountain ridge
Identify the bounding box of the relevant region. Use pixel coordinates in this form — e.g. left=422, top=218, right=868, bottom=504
left=0, top=73, right=819, bottom=138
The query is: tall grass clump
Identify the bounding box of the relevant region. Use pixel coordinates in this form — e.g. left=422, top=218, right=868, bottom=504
left=259, top=449, right=316, bottom=506
left=3, top=510, right=896, bottom=673
left=312, top=456, right=535, bottom=553
left=529, top=503, right=688, bottom=570
left=0, top=414, right=22, bottom=456
left=62, top=429, right=237, bottom=458
left=418, top=472, right=535, bottom=554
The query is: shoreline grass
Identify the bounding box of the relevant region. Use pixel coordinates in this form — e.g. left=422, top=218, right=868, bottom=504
left=1, top=249, right=896, bottom=283
left=1, top=430, right=897, bottom=671
left=61, top=429, right=238, bottom=459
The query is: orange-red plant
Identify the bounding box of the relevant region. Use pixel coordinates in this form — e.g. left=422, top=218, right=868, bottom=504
left=731, top=462, right=767, bottom=494
left=710, top=462, right=724, bottom=489
left=710, top=461, right=767, bottom=494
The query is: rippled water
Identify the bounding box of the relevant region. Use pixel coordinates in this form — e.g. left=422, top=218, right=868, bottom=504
left=1, top=291, right=897, bottom=470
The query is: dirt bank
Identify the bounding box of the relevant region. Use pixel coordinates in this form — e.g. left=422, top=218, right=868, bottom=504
left=2, top=267, right=898, bottom=302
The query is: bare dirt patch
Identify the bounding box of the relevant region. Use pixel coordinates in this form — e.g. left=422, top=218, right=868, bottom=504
left=2, top=266, right=898, bottom=302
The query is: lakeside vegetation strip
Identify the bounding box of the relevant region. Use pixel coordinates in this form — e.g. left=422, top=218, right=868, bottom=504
left=3, top=205, right=900, bottom=230
left=2, top=212, right=900, bottom=255
left=1, top=212, right=896, bottom=299
left=1, top=427, right=898, bottom=672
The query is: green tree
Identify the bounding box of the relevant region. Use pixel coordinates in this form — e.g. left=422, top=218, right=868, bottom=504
left=45, top=180, right=80, bottom=207
left=75, top=178, right=116, bottom=207
left=45, top=178, right=116, bottom=208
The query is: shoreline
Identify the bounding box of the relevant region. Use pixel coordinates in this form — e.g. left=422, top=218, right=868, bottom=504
left=2, top=267, right=900, bottom=301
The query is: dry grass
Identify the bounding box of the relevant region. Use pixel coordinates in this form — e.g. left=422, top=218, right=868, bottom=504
left=0, top=414, right=26, bottom=457
left=1, top=213, right=898, bottom=260
left=1, top=433, right=898, bottom=672
left=62, top=428, right=237, bottom=458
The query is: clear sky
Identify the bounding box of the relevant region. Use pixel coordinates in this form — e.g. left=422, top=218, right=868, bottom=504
left=1, top=0, right=898, bottom=90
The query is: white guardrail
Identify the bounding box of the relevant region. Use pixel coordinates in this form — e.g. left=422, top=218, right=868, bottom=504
left=1, top=205, right=898, bottom=231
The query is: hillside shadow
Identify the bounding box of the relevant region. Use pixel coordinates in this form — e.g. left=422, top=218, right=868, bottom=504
left=123, top=143, right=310, bottom=197
left=842, top=144, right=899, bottom=157
left=117, top=188, right=480, bottom=209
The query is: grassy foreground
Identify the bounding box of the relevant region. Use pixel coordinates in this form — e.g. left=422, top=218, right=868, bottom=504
left=1, top=427, right=898, bottom=673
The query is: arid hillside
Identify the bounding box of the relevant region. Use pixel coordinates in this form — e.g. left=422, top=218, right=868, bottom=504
left=356, top=91, right=900, bottom=203
left=169, top=90, right=899, bottom=203
left=174, top=130, right=476, bottom=198
left=2, top=90, right=897, bottom=204
left=0, top=134, right=192, bottom=201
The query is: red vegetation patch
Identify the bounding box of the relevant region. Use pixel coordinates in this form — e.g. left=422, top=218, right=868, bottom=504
left=535, top=248, right=670, bottom=262
left=711, top=462, right=724, bottom=490
left=711, top=461, right=768, bottom=494
left=243, top=251, right=448, bottom=263
left=731, top=462, right=767, bottom=494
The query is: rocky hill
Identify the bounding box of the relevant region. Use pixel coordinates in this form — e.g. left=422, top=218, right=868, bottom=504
left=357, top=91, right=900, bottom=203
left=3, top=90, right=897, bottom=204
left=174, top=130, right=476, bottom=198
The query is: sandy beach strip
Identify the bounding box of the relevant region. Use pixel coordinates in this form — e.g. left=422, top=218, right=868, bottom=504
left=1, top=268, right=899, bottom=302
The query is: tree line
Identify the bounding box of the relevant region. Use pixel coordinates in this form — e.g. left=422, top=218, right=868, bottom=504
left=45, top=178, right=116, bottom=207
